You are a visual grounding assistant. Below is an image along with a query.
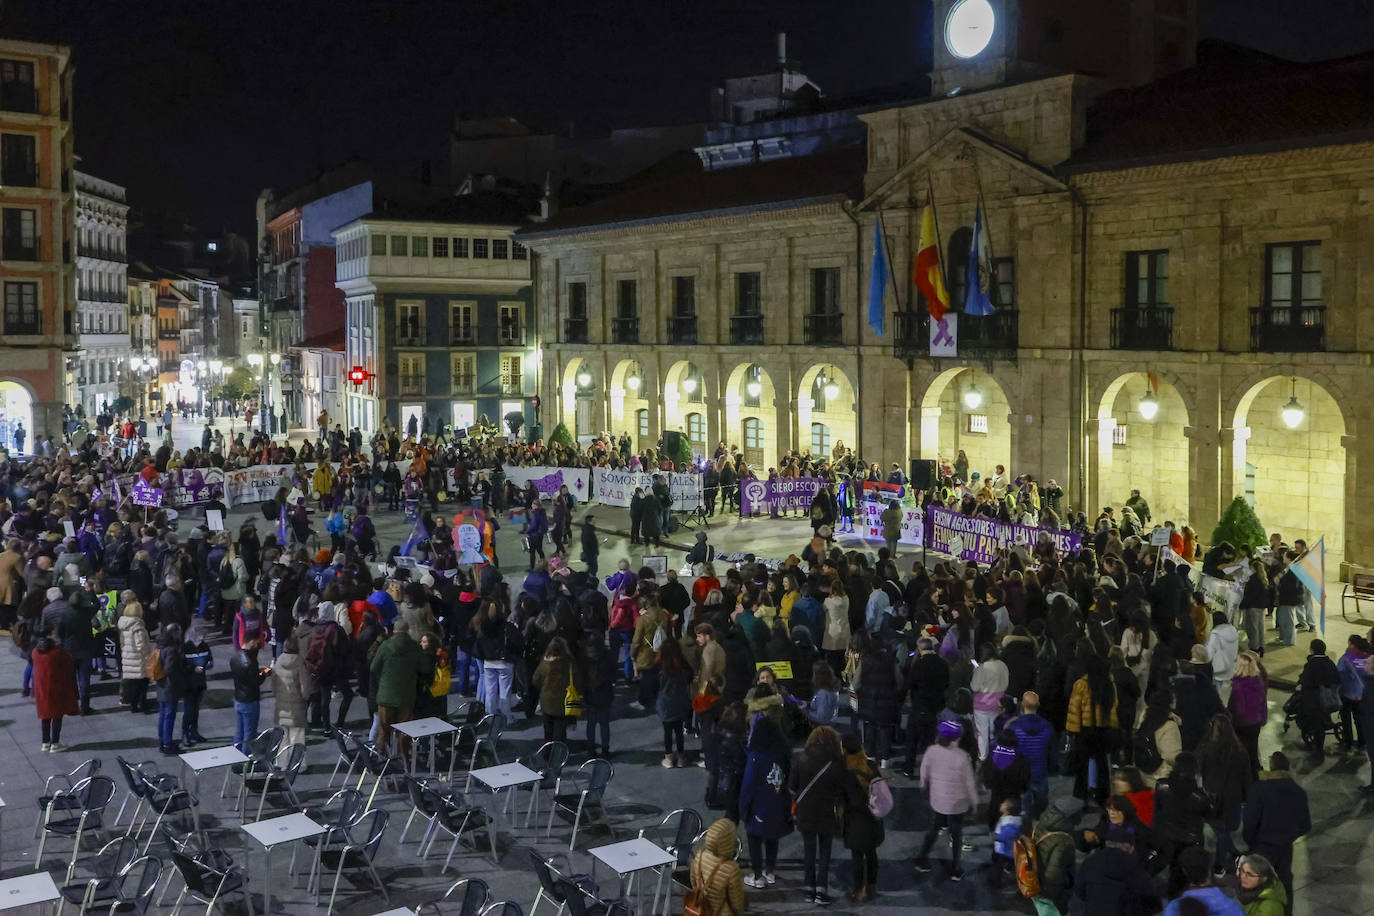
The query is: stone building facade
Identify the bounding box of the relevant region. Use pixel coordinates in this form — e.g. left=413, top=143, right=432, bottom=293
left=73, top=169, right=129, bottom=416
left=526, top=8, right=1374, bottom=572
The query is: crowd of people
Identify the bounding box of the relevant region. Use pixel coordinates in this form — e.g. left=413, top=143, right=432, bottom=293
left=0, top=411, right=1356, bottom=915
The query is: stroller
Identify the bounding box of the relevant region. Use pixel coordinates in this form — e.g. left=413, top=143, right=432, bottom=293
left=1282, top=685, right=1343, bottom=751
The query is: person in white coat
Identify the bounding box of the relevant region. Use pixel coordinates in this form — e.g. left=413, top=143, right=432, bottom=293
left=1206, top=610, right=1240, bottom=701
left=117, top=596, right=153, bottom=713
left=272, top=634, right=315, bottom=749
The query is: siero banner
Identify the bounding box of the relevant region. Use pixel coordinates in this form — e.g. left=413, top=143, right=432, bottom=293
left=739, top=476, right=824, bottom=516
left=590, top=468, right=703, bottom=510
left=861, top=501, right=924, bottom=546
left=926, top=505, right=1081, bottom=564
left=501, top=465, right=591, bottom=501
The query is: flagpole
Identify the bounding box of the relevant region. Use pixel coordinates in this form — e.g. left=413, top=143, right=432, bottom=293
left=877, top=211, right=904, bottom=312
left=926, top=173, right=950, bottom=302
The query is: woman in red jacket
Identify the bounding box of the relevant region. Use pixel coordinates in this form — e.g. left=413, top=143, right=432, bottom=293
left=32, top=630, right=79, bottom=752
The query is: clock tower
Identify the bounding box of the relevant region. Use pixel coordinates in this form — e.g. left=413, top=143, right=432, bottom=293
left=929, top=0, right=1197, bottom=96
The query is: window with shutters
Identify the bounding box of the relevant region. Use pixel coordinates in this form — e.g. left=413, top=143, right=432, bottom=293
left=3, top=281, right=39, bottom=333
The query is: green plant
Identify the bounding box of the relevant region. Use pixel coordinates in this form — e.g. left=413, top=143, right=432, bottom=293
left=549, top=422, right=574, bottom=447
left=111, top=396, right=135, bottom=414
left=673, top=431, right=693, bottom=467
left=1211, top=496, right=1267, bottom=550
left=212, top=367, right=257, bottom=402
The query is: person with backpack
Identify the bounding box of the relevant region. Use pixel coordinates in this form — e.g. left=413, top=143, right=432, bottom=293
left=1025, top=801, right=1076, bottom=914
left=631, top=595, right=671, bottom=710
left=688, top=818, right=744, bottom=916
left=198, top=533, right=227, bottom=621
left=216, top=541, right=249, bottom=637
left=306, top=607, right=353, bottom=733
left=840, top=730, right=887, bottom=903
left=532, top=635, right=581, bottom=742
left=738, top=713, right=793, bottom=889
left=1138, top=691, right=1185, bottom=787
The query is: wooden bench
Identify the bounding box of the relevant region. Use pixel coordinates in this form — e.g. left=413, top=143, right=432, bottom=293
left=1342, top=573, right=1374, bottom=621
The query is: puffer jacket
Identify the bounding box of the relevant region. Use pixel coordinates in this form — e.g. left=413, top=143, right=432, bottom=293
left=271, top=651, right=314, bottom=729
left=855, top=646, right=901, bottom=726
left=919, top=742, right=978, bottom=815
left=689, top=819, right=744, bottom=916
left=630, top=606, right=670, bottom=671
left=117, top=615, right=151, bottom=681
left=1066, top=676, right=1119, bottom=732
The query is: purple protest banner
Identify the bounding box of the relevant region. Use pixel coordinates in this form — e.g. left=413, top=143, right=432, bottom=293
left=739, top=477, right=825, bottom=516
left=926, top=505, right=1081, bottom=564
left=165, top=467, right=226, bottom=508
left=131, top=479, right=164, bottom=508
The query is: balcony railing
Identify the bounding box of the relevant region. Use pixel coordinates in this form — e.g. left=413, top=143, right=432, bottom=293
left=500, top=380, right=524, bottom=397
left=498, top=322, right=524, bottom=346
left=891, top=308, right=1020, bottom=358
left=2, top=242, right=37, bottom=261
left=803, top=312, right=844, bottom=345
left=451, top=372, right=475, bottom=394
left=730, top=313, right=764, bottom=345
left=1250, top=305, right=1325, bottom=352
left=399, top=373, right=425, bottom=395
left=449, top=323, right=475, bottom=345
left=612, top=316, right=639, bottom=344
left=396, top=324, right=423, bottom=346
left=1111, top=306, right=1174, bottom=350
left=667, top=314, right=698, bottom=345
left=1, top=167, right=36, bottom=188
left=564, top=317, right=588, bottom=344
left=271, top=295, right=297, bottom=313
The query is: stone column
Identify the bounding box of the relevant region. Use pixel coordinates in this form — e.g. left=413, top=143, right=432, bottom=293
left=1342, top=434, right=1364, bottom=576
left=775, top=397, right=796, bottom=467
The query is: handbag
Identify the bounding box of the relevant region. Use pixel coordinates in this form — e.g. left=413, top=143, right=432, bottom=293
left=790, top=760, right=832, bottom=817
left=564, top=675, right=583, bottom=718
left=1318, top=684, right=1341, bottom=714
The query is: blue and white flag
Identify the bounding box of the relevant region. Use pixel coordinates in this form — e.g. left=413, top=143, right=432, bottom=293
left=400, top=514, right=428, bottom=558
left=277, top=503, right=290, bottom=546
left=965, top=200, right=996, bottom=317
left=867, top=217, right=889, bottom=336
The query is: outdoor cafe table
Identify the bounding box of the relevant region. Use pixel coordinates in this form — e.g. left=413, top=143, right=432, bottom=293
left=589, top=837, right=676, bottom=915
left=241, top=812, right=326, bottom=915
left=393, top=717, right=459, bottom=776
left=0, top=871, right=59, bottom=913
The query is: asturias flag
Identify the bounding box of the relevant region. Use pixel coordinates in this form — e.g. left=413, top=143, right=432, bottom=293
left=914, top=205, right=950, bottom=321
left=965, top=200, right=996, bottom=317
left=867, top=217, right=889, bottom=336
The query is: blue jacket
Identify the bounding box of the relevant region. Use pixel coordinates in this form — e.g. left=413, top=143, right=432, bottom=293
left=1338, top=649, right=1369, bottom=700
left=738, top=748, right=793, bottom=840
left=790, top=597, right=822, bottom=637
left=1007, top=712, right=1054, bottom=782
left=1162, top=887, right=1243, bottom=916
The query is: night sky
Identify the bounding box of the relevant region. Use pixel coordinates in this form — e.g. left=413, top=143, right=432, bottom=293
left=3, top=0, right=1372, bottom=238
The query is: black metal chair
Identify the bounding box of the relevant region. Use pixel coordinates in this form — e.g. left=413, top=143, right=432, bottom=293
left=153, top=824, right=236, bottom=908
left=356, top=740, right=406, bottom=808
left=104, top=854, right=164, bottom=915
left=479, top=903, right=524, bottom=916
left=317, top=807, right=390, bottom=912
left=529, top=850, right=598, bottom=916
left=327, top=729, right=366, bottom=787
left=137, top=771, right=200, bottom=854
left=512, top=741, right=569, bottom=828
left=457, top=713, right=508, bottom=789
left=35, top=758, right=103, bottom=839
left=420, top=787, right=497, bottom=870
left=640, top=807, right=702, bottom=913
left=294, top=787, right=368, bottom=883
left=167, top=849, right=252, bottom=916
left=113, top=757, right=157, bottom=834
left=36, top=774, right=117, bottom=882
left=225, top=726, right=285, bottom=807
left=399, top=775, right=446, bottom=848
left=54, top=836, right=137, bottom=916
left=417, top=877, right=489, bottom=916
left=556, top=879, right=634, bottom=916
left=242, top=742, right=307, bottom=820
left=546, top=758, right=614, bottom=851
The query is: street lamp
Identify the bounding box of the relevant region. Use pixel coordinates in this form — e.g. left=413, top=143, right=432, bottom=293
left=1138, top=390, right=1159, bottom=421
left=626, top=367, right=641, bottom=392
left=822, top=367, right=840, bottom=402
left=746, top=366, right=762, bottom=399
left=681, top=377, right=697, bottom=396
left=963, top=386, right=983, bottom=410
left=1281, top=377, right=1304, bottom=429
left=576, top=368, right=592, bottom=388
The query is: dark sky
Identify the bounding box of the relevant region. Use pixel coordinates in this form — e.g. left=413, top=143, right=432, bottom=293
left=3, top=0, right=1372, bottom=237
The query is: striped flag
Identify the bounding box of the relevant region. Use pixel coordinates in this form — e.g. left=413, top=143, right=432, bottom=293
left=1289, top=537, right=1326, bottom=632
left=400, top=513, right=428, bottom=558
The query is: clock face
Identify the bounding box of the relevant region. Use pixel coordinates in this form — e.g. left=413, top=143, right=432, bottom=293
left=945, top=0, right=996, bottom=59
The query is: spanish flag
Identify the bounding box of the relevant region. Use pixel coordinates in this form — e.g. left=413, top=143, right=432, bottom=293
left=914, top=205, right=950, bottom=321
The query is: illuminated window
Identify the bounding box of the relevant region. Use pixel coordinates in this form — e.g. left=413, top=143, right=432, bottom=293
left=967, top=414, right=988, bottom=434
left=811, top=423, right=830, bottom=457
left=1113, top=424, right=1129, bottom=446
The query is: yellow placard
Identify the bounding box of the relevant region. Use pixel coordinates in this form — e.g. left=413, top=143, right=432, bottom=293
left=756, top=661, right=793, bottom=679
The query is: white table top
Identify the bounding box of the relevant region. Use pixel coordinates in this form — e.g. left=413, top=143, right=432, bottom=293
left=181, top=746, right=249, bottom=770
left=241, top=812, right=326, bottom=847
left=589, top=837, right=676, bottom=874
left=393, top=717, right=458, bottom=738
left=469, top=762, right=541, bottom=790
left=370, top=909, right=417, bottom=916
left=0, top=872, right=59, bottom=910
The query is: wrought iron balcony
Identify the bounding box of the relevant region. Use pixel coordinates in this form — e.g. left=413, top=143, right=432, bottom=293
left=1250, top=305, right=1325, bottom=352
left=2, top=242, right=37, bottom=261
left=803, top=312, right=844, bottom=345
left=564, top=317, right=588, bottom=344
left=667, top=315, right=698, bottom=345
left=730, top=314, right=764, bottom=345
left=498, top=321, right=524, bottom=346
left=449, top=323, right=475, bottom=345
left=1111, top=307, right=1174, bottom=350
left=0, top=84, right=38, bottom=114
left=890, top=308, right=1019, bottom=358
left=451, top=372, right=475, bottom=394
left=396, top=323, right=423, bottom=346
left=612, top=317, right=639, bottom=344
left=399, top=373, right=426, bottom=395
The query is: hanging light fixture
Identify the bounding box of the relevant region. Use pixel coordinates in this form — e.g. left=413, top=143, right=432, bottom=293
left=963, top=386, right=983, bottom=410
left=822, top=367, right=840, bottom=401
left=746, top=366, right=762, bottom=399
left=1138, top=390, right=1159, bottom=421
left=626, top=366, right=641, bottom=392
left=682, top=376, right=698, bottom=395
left=576, top=368, right=592, bottom=388
left=1281, top=377, right=1304, bottom=429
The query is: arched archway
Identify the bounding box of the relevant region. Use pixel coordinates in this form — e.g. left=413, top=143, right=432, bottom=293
left=920, top=367, right=1010, bottom=484
left=725, top=363, right=777, bottom=471
left=663, top=360, right=704, bottom=447
left=0, top=379, right=35, bottom=454
left=1096, top=372, right=1191, bottom=525
left=798, top=365, right=855, bottom=460
left=1233, top=376, right=1347, bottom=560
left=559, top=357, right=597, bottom=438
left=609, top=359, right=650, bottom=448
